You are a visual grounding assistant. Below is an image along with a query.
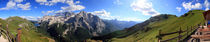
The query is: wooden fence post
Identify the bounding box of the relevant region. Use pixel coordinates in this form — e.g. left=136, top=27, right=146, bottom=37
left=187, top=27, right=189, bottom=36
left=177, top=27, right=181, bottom=42
left=190, top=26, right=192, bottom=31
left=158, top=30, right=162, bottom=42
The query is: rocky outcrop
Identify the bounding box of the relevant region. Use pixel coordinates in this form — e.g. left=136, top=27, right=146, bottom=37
left=39, top=11, right=107, bottom=41
left=39, top=11, right=139, bottom=41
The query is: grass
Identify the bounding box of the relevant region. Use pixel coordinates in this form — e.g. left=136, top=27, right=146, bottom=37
left=0, top=16, right=52, bottom=42
left=109, top=10, right=206, bottom=42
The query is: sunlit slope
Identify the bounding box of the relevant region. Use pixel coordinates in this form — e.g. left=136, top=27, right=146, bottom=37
left=0, top=16, right=50, bottom=42
left=110, top=10, right=205, bottom=42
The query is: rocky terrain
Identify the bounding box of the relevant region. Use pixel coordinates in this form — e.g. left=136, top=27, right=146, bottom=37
left=38, top=11, right=137, bottom=42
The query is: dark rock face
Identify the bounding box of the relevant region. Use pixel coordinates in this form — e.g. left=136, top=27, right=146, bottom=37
left=39, top=11, right=106, bottom=41
left=38, top=11, right=138, bottom=41
left=64, top=11, right=106, bottom=36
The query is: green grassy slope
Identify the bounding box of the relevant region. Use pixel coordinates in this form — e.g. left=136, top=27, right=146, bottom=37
left=108, top=10, right=205, bottom=42
left=0, top=16, right=51, bottom=42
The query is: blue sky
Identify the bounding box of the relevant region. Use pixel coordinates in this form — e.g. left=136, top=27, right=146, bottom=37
left=0, top=0, right=209, bottom=22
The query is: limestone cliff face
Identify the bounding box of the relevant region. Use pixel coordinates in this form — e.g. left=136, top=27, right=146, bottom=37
left=39, top=11, right=106, bottom=37
left=39, top=11, right=138, bottom=41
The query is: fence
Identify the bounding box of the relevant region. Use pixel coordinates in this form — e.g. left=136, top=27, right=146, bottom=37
left=0, top=24, right=21, bottom=42
left=157, top=24, right=202, bottom=42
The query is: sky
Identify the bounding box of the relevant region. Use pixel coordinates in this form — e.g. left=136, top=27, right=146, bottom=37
left=0, top=0, right=209, bottom=22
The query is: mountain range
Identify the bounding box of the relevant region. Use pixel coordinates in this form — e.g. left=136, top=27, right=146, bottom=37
left=0, top=10, right=205, bottom=42
left=38, top=11, right=138, bottom=42
left=90, top=10, right=205, bottom=42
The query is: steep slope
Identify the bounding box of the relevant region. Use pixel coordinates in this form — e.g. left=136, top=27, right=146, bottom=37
left=0, top=16, right=52, bottom=42
left=39, top=11, right=113, bottom=42
left=91, top=14, right=177, bottom=40
left=38, top=11, right=138, bottom=42
left=103, top=10, right=205, bottom=42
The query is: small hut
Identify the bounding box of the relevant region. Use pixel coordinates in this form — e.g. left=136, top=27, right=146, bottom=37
left=203, top=10, right=210, bottom=27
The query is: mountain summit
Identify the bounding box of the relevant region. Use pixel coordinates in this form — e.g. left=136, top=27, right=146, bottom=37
left=38, top=11, right=138, bottom=41
left=39, top=11, right=109, bottom=41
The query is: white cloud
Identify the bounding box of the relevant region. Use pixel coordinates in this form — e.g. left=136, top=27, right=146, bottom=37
left=50, top=0, right=65, bottom=3
left=206, top=8, right=209, bottom=11
left=36, top=0, right=85, bottom=12
left=205, top=0, right=210, bottom=11
left=90, top=9, right=120, bottom=20
left=35, top=0, right=66, bottom=6
left=176, top=7, right=182, bottom=12
left=90, top=9, right=112, bottom=18
left=35, top=0, right=47, bottom=3
left=35, top=0, right=57, bottom=6
left=0, top=1, right=16, bottom=10
left=0, top=0, right=31, bottom=10
left=42, top=10, right=55, bottom=15
left=182, top=2, right=202, bottom=10
left=113, top=0, right=123, bottom=5
left=14, top=0, right=23, bottom=3
left=20, top=16, right=41, bottom=21
left=205, top=0, right=209, bottom=7
left=55, top=10, right=64, bottom=13
left=130, top=0, right=160, bottom=16
left=60, top=0, right=85, bottom=12
left=90, top=9, right=144, bottom=22
left=61, top=5, right=85, bottom=12
left=17, top=3, right=31, bottom=10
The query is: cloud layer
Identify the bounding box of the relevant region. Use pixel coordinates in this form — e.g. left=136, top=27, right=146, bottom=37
left=182, top=2, right=202, bottom=10
left=42, top=10, right=55, bottom=15
left=130, top=0, right=160, bottom=16
left=176, top=7, right=182, bottom=12
left=20, top=16, right=41, bottom=21
left=0, top=0, right=31, bottom=10
left=205, top=0, right=210, bottom=11
left=90, top=9, right=144, bottom=21
left=35, top=0, right=85, bottom=12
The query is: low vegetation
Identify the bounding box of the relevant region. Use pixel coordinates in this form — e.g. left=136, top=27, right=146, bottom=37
left=94, top=10, right=205, bottom=42
left=0, top=16, right=53, bottom=42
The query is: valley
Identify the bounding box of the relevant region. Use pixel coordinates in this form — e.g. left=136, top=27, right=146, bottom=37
left=0, top=10, right=207, bottom=42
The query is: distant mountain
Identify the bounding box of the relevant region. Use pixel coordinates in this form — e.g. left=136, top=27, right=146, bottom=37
left=91, top=14, right=177, bottom=40
left=38, top=11, right=137, bottom=42
left=95, top=10, right=206, bottom=42
left=103, top=19, right=138, bottom=30
left=39, top=11, right=105, bottom=41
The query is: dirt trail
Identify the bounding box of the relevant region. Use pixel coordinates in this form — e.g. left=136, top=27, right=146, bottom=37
left=0, top=35, right=8, bottom=42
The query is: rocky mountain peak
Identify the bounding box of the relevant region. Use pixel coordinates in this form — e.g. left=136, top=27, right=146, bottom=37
left=39, top=11, right=106, bottom=37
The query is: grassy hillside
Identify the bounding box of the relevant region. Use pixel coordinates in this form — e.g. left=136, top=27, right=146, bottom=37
left=0, top=16, right=52, bottom=42
left=106, top=10, right=205, bottom=42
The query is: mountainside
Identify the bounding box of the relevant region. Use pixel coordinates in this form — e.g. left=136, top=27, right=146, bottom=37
left=95, top=10, right=205, bottom=42
left=0, top=16, right=52, bottom=42
left=38, top=11, right=137, bottom=42
left=103, top=19, right=138, bottom=30
left=39, top=11, right=105, bottom=41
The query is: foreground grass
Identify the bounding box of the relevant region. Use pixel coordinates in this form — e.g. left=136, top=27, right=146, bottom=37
left=0, top=16, right=52, bottom=42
